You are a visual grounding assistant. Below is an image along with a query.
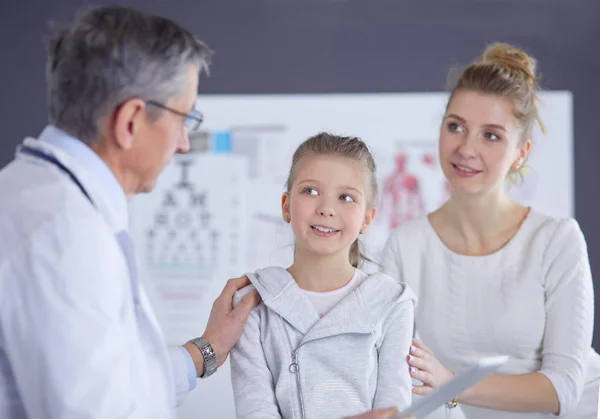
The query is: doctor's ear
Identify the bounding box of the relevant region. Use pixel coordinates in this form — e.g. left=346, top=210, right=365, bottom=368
left=112, top=98, right=146, bottom=150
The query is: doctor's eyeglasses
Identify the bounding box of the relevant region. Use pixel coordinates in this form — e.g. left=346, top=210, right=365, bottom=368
left=146, top=100, right=204, bottom=132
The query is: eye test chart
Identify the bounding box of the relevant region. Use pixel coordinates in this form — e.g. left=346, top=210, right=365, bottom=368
left=129, top=154, right=249, bottom=344
left=129, top=91, right=572, bottom=419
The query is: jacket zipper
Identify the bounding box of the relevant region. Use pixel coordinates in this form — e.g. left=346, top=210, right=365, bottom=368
left=289, top=349, right=305, bottom=419
left=281, top=319, right=305, bottom=419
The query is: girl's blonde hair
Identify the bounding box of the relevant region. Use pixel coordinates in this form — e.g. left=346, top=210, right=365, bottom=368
left=286, top=132, right=378, bottom=268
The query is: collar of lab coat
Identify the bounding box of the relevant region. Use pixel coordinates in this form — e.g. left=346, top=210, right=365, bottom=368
left=14, top=127, right=177, bottom=411
left=17, top=125, right=129, bottom=233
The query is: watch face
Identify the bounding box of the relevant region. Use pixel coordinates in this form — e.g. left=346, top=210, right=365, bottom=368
left=201, top=344, right=215, bottom=360
left=189, top=338, right=217, bottom=378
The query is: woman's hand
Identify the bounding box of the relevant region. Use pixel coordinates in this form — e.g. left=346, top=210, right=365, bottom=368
left=407, top=338, right=455, bottom=395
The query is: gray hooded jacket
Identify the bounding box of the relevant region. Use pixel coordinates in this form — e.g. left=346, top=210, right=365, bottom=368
left=230, top=267, right=417, bottom=419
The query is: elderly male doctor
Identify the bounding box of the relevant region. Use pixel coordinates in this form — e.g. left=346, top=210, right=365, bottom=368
left=0, top=5, right=409, bottom=419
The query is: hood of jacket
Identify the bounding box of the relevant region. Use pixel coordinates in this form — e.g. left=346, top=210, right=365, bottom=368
left=240, top=266, right=416, bottom=345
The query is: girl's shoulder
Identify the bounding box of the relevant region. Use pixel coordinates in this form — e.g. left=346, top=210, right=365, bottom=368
left=357, top=270, right=417, bottom=311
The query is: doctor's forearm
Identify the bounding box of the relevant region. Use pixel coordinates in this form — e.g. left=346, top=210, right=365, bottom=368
left=458, top=372, right=559, bottom=413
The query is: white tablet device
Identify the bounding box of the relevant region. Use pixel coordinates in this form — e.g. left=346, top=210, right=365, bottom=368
left=394, top=355, right=509, bottom=419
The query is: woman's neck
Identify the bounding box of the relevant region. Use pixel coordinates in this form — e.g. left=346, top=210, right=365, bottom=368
left=287, top=247, right=355, bottom=292
left=432, top=189, right=529, bottom=255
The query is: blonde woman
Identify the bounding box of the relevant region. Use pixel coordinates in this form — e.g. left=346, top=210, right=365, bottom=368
left=381, top=43, right=600, bottom=418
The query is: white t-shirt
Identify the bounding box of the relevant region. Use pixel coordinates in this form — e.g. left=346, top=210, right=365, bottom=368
left=302, top=269, right=369, bottom=318
left=380, top=208, right=600, bottom=419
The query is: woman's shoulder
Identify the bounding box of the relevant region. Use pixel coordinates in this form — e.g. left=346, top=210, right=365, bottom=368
left=518, top=207, right=585, bottom=245
left=387, top=214, right=431, bottom=242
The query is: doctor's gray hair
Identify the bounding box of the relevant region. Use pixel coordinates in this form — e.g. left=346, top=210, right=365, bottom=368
left=45, top=5, right=212, bottom=143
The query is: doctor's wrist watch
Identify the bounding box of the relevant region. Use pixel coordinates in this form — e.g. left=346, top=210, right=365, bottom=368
left=187, top=336, right=217, bottom=378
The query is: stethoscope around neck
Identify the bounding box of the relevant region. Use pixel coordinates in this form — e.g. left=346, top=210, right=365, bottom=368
left=17, top=143, right=147, bottom=309
left=17, top=144, right=95, bottom=206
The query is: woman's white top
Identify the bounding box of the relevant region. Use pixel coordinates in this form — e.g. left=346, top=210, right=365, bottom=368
left=380, top=208, right=600, bottom=418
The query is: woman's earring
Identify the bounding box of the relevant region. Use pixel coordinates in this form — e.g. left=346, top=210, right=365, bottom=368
left=513, top=159, right=522, bottom=171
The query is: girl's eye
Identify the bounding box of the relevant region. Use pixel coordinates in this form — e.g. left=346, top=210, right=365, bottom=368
left=448, top=122, right=464, bottom=133
left=302, top=187, right=318, bottom=195
left=340, top=194, right=355, bottom=202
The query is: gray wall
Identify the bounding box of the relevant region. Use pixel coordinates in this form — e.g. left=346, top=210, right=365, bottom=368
left=1, top=0, right=599, bottom=347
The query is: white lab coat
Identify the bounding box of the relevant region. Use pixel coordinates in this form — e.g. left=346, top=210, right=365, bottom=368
left=0, top=128, right=194, bottom=418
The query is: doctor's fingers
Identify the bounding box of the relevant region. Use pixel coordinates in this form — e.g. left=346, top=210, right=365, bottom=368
left=214, top=276, right=252, bottom=311
left=231, top=288, right=261, bottom=322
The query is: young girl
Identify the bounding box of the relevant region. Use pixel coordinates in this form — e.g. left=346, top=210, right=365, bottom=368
left=230, top=133, right=416, bottom=419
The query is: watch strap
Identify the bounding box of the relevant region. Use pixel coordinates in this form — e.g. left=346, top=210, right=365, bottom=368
left=188, top=336, right=217, bottom=378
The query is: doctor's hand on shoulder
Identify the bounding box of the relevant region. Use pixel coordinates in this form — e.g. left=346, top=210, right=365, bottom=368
left=184, top=276, right=261, bottom=376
